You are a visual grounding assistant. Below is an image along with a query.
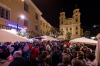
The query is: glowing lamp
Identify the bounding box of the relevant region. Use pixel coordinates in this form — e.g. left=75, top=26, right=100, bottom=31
left=20, top=15, right=25, bottom=19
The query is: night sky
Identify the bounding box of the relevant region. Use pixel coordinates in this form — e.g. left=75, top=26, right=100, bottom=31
left=32, top=0, right=100, bottom=32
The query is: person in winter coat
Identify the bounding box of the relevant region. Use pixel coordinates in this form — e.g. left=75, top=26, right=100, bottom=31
left=57, top=55, right=71, bottom=66
left=22, top=45, right=31, bottom=61
left=9, top=51, right=28, bottom=66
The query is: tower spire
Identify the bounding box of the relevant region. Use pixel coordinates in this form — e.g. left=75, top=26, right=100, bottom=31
left=62, top=8, right=63, bottom=12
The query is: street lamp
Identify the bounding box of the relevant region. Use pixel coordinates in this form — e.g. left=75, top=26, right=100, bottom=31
left=17, top=15, right=25, bottom=31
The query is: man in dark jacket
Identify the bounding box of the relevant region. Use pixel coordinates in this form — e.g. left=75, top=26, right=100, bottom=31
left=9, top=51, right=28, bottom=66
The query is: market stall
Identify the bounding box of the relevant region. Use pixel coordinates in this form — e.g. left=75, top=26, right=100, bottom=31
left=0, top=29, right=29, bottom=42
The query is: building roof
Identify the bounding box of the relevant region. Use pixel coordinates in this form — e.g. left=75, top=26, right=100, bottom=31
left=28, top=0, right=42, bottom=15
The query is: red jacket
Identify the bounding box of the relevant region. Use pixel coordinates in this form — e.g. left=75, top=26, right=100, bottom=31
left=31, top=47, right=39, bottom=60
left=66, top=42, right=70, bottom=47
left=27, top=44, right=32, bottom=50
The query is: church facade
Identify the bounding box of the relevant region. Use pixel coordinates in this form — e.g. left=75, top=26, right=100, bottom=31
left=59, top=8, right=83, bottom=40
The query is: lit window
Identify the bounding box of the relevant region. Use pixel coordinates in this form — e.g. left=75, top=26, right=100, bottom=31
left=24, top=2, right=28, bottom=13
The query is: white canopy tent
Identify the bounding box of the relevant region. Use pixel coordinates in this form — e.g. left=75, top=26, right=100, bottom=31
left=0, top=29, right=29, bottom=42
left=41, top=36, right=57, bottom=41
left=69, top=37, right=97, bottom=45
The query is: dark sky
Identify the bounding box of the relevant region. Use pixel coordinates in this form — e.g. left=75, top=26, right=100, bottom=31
left=32, top=0, right=100, bottom=32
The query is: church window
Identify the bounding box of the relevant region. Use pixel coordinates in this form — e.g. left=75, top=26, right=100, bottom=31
left=76, top=27, right=78, bottom=30
left=61, top=17, right=63, bottom=19
left=76, top=19, right=78, bottom=22
left=76, top=32, right=78, bottom=34
left=61, top=21, right=63, bottom=24
left=61, top=29, right=63, bottom=31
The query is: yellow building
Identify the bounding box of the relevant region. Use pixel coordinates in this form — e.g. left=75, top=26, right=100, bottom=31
left=40, top=16, right=52, bottom=35
left=59, top=8, right=83, bottom=40
left=0, top=0, right=42, bottom=36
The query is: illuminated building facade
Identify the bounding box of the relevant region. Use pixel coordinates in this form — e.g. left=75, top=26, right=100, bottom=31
left=59, top=8, right=83, bottom=39
left=0, top=0, right=42, bottom=36
left=40, top=17, right=53, bottom=36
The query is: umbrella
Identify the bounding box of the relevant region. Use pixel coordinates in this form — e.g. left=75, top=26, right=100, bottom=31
left=69, top=37, right=97, bottom=45
left=0, top=29, right=28, bottom=42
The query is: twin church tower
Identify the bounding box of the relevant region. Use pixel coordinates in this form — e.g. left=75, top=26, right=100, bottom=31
left=59, top=7, right=83, bottom=40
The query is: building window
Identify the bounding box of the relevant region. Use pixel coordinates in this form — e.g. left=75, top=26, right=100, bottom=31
left=35, top=12, right=38, bottom=20
left=61, top=21, right=63, bottom=24
left=0, top=6, right=10, bottom=20
left=40, top=21, right=42, bottom=25
left=76, top=27, right=78, bottom=30
left=76, top=32, right=78, bottom=34
left=24, top=2, right=28, bottom=13
left=61, top=29, right=63, bottom=31
left=76, top=19, right=78, bottom=22
left=24, top=19, right=28, bottom=27
left=46, top=25, right=47, bottom=28
left=35, top=25, right=38, bottom=30
left=70, top=28, right=72, bottom=30
left=43, top=23, right=45, bottom=27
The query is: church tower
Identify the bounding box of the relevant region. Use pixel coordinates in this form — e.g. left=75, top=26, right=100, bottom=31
left=59, top=12, right=66, bottom=25
left=58, top=6, right=83, bottom=40
left=73, top=7, right=81, bottom=23
left=72, top=6, right=81, bottom=38
left=59, top=9, right=66, bottom=34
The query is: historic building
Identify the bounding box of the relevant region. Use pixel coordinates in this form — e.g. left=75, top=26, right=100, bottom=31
left=59, top=8, right=83, bottom=40
left=0, top=0, right=57, bottom=37
left=0, top=0, right=42, bottom=36
left=40, top=17, right=52, bottom=35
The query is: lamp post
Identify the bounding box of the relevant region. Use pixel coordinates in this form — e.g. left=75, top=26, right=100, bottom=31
left=17, top=15, right=25, bottom=31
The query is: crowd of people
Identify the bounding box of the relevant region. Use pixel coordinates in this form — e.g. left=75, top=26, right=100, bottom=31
left=0, top=40, right=98, bottom=66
